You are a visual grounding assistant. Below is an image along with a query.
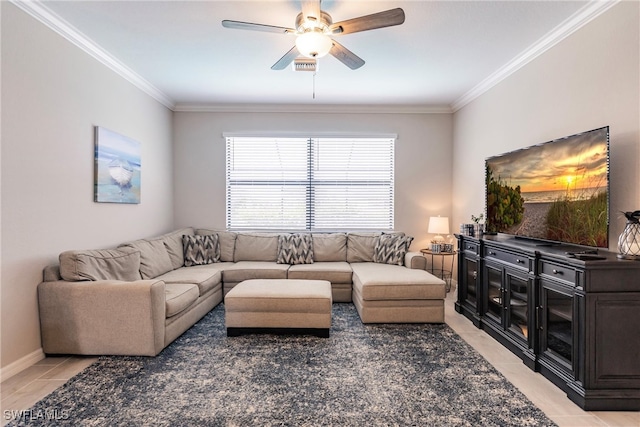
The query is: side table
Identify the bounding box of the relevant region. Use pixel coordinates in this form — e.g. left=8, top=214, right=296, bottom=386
left=420, top=249, right=457, bottom=292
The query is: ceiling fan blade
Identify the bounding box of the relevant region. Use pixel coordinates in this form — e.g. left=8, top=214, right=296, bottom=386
left=301, top=0, right=322, bottom=23
left=222, top=20, right=295, bottom=34
left=329, top=8, right=405, bottom=35
left=271, top=46, right=301, bottom=70
left=329, top=40, right=365, bottom=70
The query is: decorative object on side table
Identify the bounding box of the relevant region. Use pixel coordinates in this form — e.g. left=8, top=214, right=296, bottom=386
left=618, top=210, right=640, bottom=260
left=428, top=216, right=449, bottom=242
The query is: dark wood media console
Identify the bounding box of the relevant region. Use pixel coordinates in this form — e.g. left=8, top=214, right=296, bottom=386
left=455, top=233, right=640, bottom=410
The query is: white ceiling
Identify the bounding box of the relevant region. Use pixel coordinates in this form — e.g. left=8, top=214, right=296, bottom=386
left=21, top=0, right=613, bottom=111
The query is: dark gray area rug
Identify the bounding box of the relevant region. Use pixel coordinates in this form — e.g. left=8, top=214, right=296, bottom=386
left=11, top=304, right=556, bottom=426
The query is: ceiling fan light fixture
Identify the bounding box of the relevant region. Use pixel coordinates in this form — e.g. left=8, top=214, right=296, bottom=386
left=295, top=31, right=332, bottom=59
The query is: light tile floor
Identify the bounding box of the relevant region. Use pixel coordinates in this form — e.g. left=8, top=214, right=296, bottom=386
left=1, top=291, right=638, bottom=426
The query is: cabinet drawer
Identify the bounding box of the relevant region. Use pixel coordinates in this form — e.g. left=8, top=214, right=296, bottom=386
left=484, top=247, right=529, bottom=269
left=540, top=260, right=577, bottom=285
left=462, top=241, right=479, bottom=255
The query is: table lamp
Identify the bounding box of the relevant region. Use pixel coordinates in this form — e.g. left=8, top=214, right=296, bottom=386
left=428, top=216, right=449, bottom=242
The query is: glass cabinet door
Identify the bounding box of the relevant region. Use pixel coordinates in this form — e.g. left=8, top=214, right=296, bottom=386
left=462, top=257, right=478, bottom=307
left=485, top=264, right=502, bottom=322
left=506, top=272, right=529, bottom=342
left=541, top=284, right=573, bottom=367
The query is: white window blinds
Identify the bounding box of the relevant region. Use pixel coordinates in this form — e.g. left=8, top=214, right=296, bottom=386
left=226, top=136, right=394, bottom=231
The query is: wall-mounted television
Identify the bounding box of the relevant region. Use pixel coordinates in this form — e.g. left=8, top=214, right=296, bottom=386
left=485, top=126, right=609, bottom=248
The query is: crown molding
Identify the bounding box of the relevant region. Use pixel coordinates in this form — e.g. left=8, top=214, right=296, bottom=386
left=10, top=0, right=176, bottom=110
left=451, top=0, right=620, bottom=112
left=13, top=0, right=615, bottom=115
left=173, top=103, right=452, bottom=114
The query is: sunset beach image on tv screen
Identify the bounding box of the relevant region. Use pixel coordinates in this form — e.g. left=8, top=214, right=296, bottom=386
left=485, top=127, right=609, bottom=248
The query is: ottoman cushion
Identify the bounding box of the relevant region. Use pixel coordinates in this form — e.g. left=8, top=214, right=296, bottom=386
left=225, top=279, right=332, bottom=333
left=351, top=263, right=445, bottom=300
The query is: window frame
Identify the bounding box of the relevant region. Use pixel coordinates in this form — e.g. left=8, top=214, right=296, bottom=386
left=225, top=133, right=396, bottom=232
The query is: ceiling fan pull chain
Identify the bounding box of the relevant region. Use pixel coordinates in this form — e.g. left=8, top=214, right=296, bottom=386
left=313, top=71, right=316, bottom=99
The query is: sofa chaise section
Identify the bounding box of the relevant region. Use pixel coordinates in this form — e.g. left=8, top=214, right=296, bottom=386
left=351, top=262, right=446, bottom=323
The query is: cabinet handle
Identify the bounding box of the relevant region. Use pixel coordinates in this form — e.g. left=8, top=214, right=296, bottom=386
left=472, top=271, right=477, bottom=279
left=552, top=269, right=563, bottom=275
left=516, top=259, right=524, bottom=264
left=489, top=251, right=496, bottom=256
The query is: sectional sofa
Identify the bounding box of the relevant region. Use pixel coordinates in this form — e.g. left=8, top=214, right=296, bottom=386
left=38, top=227, right=446, bottom=356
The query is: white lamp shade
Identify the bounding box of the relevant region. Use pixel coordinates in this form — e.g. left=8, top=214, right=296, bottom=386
left=295, top=32, right=332, bottom=58
left=428, top=216, right=450, bottom=235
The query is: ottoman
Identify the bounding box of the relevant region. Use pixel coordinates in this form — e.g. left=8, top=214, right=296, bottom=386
left=225, top=279, right=332, bottom=337
left=351, top=263, right=446, bottom=323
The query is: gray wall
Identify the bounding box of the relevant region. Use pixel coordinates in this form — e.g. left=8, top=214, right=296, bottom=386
left=172, top=110, right=454, bottom=251
left=1, top=3, right=174, bottom=372
left=452, top=1, right=640, bottom=249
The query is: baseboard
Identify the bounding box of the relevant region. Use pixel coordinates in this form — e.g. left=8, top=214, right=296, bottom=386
left=1, top=348, right=45, bottom=382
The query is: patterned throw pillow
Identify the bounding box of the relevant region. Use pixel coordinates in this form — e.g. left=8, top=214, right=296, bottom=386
left=183, top=234, right=220, bottom=267
left=373, top=233, right=414, bottom=266
left=277, top=234, right=314, bottom=265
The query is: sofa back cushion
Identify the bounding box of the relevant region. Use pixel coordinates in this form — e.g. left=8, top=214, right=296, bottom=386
left=59, top=248, right=142, bottom=282
left=234, top=233, right=279, bottom=262
left=119, top=239, right=173, bottom=279
left=347, top=232, right=381, bottom=263
left=312, top=233, right=347, bottom=262
left=196, top=228, right=236, bottom=262
left=152, top=227, right=194, bottom=270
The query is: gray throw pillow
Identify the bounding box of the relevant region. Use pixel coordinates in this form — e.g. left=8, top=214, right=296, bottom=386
left=183, top=234, right=220, bottom=266
left=373, top=233, right=414, bottom=266
left=277, top=234, right=314, bottom=265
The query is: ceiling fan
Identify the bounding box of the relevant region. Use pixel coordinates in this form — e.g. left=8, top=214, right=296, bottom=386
left=221, top=1, right=405, bottom=71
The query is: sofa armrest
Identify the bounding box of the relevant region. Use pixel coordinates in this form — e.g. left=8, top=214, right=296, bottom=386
left=38, top=279, right=166, bottom=356
left=405, top=252, right=426, bottom=270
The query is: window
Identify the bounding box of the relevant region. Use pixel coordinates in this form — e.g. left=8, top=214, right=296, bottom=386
left=226, top=136, right=395, bottom=231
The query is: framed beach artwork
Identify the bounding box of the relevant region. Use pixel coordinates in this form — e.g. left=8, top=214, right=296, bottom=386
left=94, top=126, right=141, bottom=204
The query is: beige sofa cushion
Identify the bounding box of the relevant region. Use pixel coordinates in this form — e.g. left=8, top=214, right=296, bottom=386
left=196, top=229, right=237, bottom=262
left=155, top=263, right=231, bottom=296
left=120, top=239, right=173, bottom=279
left=234, top=233, right=279, bottom=262
left=150, top=227, right=194, bottom=270
left=347, top=232, right=381, bottom=263
left=223, top=261, right=289, bottom=283
left=312, top=233, right=347, bottom=262
left=59, top=249, right=142, bottom=282
left=287, top=262, right=353, bottom=284
left=351, top=263, right=445, bottom=300
left=165, top=283, right=199, bottom=318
